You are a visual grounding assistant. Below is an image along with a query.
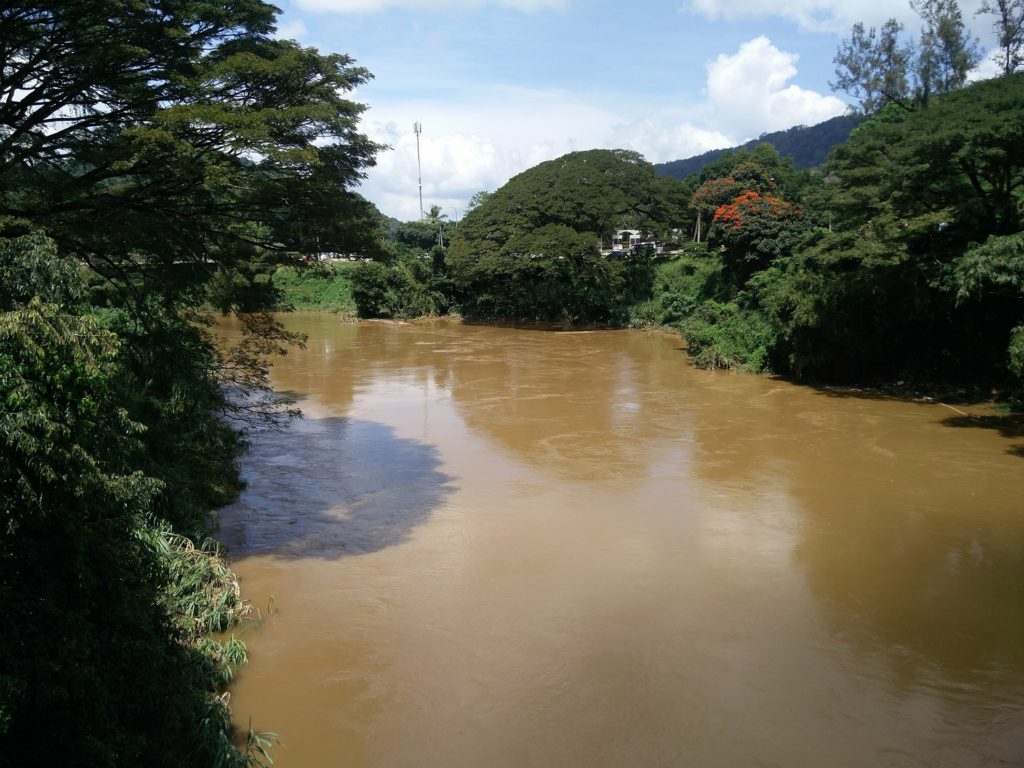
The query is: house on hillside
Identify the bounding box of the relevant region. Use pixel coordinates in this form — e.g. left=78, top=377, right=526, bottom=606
left=612, top=230, right=642, bottom=251
left=607, top=229, right=663, bottom=256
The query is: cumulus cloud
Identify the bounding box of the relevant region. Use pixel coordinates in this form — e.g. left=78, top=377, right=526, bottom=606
left=685, top=0, right=990, bottom=35
left=274, top=17, right=310, bottom=40
left=705, top=36, right=847, bottom=137
left=295, top=0, right=565, bottom=12
left=357, top=90, right=617, bottom=220
left=356, top=38, right=846, bottom=219
left=611, top=115, right=733, bottom=164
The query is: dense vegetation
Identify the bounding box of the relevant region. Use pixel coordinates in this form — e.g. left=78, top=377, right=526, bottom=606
left=5, top=0, right=1017, bottom=762
left=272, top=262, right=359, bottom=314
left=1, top=1, right=381, bottom=764
left=444, top=150, right=688, bottom=322
left=647, top=74, right=1024, bottom=396
left=344, top=69, right=1024, bottom=399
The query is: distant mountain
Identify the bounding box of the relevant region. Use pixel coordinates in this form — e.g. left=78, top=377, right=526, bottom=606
left=654, top=114, right=865, bottom=180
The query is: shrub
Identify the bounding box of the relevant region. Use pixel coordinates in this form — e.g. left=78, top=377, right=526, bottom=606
left=679, top=300, right=777, bottom=372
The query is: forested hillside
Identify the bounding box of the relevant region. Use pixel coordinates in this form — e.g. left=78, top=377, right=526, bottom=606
left=654, top=114, right=864, bottom=180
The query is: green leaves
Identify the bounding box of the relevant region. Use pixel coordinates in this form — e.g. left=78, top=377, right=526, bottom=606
left=447, top=149, right=686, bottom=322
left=1, top=0, right=383, bottom=296
left=952, top=231, right=1024, bottom=300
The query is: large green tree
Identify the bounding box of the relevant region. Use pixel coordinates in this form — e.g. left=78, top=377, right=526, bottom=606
left=0, top=0, right=385, bottom=287
left=447, top=149, right=686, bottom=321
left=759, top=73, right=1024, bottom=384
left=1, top=1, right=384, bottom=763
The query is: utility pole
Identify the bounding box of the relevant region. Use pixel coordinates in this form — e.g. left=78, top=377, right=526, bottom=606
left=414, top=122, right=423, bottom=219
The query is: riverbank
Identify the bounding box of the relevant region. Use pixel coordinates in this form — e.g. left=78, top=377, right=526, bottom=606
left=265, top=256, right=1022, bottom=411
left=272, top=262, right=358, bottom=315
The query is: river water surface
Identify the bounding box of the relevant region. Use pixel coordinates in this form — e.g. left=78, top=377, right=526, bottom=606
left=219, top=313, right=1024, bottom=767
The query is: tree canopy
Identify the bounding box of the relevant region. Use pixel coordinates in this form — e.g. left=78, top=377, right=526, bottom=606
left=753, top=73, right=1024, bottom=383
left=446, top=149, right=687, bottom=321
left=832, top=0, right=979, bottom=113
left=1, top=0, right=387, bottom=290
left=1, top=1, right=384, bottom=763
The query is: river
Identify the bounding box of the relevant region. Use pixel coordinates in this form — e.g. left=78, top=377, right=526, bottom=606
left=218, top=312, right=1024, bottom=767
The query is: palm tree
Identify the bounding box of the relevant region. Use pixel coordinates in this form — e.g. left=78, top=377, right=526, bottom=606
left=425, top=204, right=448, bottom=247
left=424, top=203, right=447, bottom=225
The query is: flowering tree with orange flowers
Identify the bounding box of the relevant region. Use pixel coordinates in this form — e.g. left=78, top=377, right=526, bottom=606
left=711, top=190, right=807, bottom=285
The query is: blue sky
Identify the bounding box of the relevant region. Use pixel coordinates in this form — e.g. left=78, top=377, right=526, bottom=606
left=272, top=0, right=1000, bottom=220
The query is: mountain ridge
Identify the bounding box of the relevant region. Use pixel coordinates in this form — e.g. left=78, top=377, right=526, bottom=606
left=654, top=113, right=865, bottom=179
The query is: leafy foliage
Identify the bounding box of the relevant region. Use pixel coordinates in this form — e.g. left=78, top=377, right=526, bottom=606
left=1, top=0, right=384, bottom=763
left=0, top=236, right=265, bottom=766
left=447, top=150, right=685, bottom=322
left=831, top=0, right=979, bottom=113
left=645, top=73, right=1024, bottom=391
left=711, top=190, right=807, bottom=283
left=680, top=300, right=778, bottom=372
left=271, top=262, right=358, bottom=313
left=351, top=252, right=452, bottom=319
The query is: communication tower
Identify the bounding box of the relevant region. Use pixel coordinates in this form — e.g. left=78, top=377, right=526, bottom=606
left=414, top=122, right=423, bottom=219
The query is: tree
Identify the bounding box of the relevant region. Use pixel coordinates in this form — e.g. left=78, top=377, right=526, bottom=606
left=832, top=20, right=913, bottom=113
left=1, top=1, right=384, bottom=762
left=913, top=0, right=980, bottom=103
left=762, top=73, right=1024, bottom=384
left=466, top=190, right=493, bottom=211
left=0, top=0, right=383, bottom=291
left=447, top=149, right=687, bottom=321
left=979, top=0, right=1024, bottom=74
left=0, top=234, right=257, bottom=766
left=832, top=0, right=978, bottom=113
left=689, top=177, right=747, bottom=243
left=711, top=190, right=806, bottom=285
left=425, top=204, right=448, bottom=225
left=424, top=203, right=449, bottom=246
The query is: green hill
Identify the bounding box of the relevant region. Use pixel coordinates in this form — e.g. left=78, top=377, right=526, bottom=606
left=655, top=114, right=864, bottom=180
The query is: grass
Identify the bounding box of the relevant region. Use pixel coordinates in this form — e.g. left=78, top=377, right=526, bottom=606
left=272, top=262, right=358, bottom=314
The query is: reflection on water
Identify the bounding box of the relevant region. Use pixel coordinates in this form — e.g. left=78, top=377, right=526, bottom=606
left=219, top=314, right=1024, bottom=768
left=219, top=417, right=454, bottom=559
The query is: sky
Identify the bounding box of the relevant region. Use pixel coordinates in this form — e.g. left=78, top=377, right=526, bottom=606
left=271, top=0, right=1003, bottom=221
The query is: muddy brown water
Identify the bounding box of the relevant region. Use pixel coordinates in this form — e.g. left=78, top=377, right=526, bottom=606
left=218, top=313, right=1024, bottom=768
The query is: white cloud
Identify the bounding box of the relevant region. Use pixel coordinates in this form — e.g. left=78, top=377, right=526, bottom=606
left=357, top=89, right=617, bottom=220
left=968, top=49, right=1005, bottom=82
left=704, top=36, right=847, bottom=137
left=355, top=38, right=846, bottom=220
left=296, top=0, right=565, bottom=12
left=685, top=0, right=911, bottom=32
left=685, top=0, right=990, bottom=36
left=274, top=17, right=310, bottom=40
left=612, top=116, right=733, bottom=165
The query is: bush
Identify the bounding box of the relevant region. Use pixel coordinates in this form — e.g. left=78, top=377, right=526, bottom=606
left=679, top=300, right=777, bottom=372
left=271, top=263, right=357, bottom=313
left=627, top=298, right=664, bottom=328
left=350, top=258, right=450, bottom=319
